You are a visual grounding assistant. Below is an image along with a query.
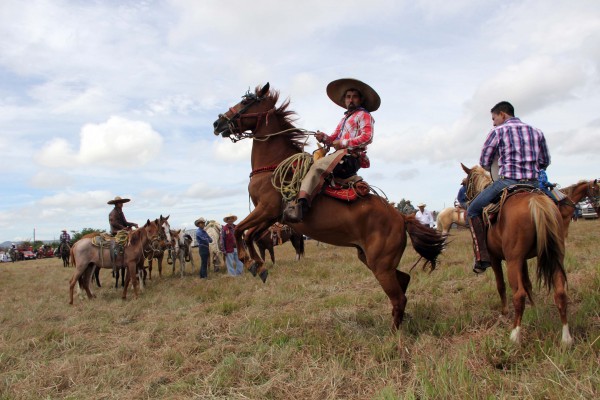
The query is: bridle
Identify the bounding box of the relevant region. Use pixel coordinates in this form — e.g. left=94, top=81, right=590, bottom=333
left=586, top=180, right=600, bottom=206
left=218, top=90, right=275, bottom=142
left=143, top=220, right=170, bottom=261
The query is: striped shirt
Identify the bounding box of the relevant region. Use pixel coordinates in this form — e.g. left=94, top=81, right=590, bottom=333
left=324, top=108, right=374, bottom=168
left=480, top=117, right=550, bottom=180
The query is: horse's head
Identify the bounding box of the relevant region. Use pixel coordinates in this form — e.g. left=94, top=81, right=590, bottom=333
left=461, top=163, right=492, bottom=201
left=159, top=214, right=172, bottom=246
left=213, top=83, right=278, bottom=141
left=588, top=179, right=600, bottom=213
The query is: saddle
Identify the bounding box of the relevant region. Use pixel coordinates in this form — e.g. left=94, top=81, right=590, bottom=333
left=482, top=184, right=542, bottom=226
left=323, top=175, right=371, bottom=202
left=91, top=231, right=129, bottom=271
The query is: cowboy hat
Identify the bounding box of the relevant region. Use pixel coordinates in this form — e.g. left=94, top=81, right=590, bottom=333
left=223, top=213, right=238, bottom=223
left=107, top=196, right=130, bottom=205
left=418, top=203, right=426, bottom=207
left=326, top=78, right=381, bottom=112
left=194, top=217, right=206, bottom=227
left=62, top=229, right=67, bottom=232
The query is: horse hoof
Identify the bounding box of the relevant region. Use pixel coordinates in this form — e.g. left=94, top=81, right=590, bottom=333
left=249, top=262, right=258, bottom=277
left=259, top=270, right=268, bottom=283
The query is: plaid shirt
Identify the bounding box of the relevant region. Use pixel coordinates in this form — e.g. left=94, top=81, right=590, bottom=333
left=324, top=108, right=374, bottom=168
left=480, top=117, right=550, bottom=180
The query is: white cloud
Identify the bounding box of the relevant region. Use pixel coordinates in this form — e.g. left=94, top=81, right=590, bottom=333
left=37, top=190, right=112, bottom=209
left=37, top=116, right=163, bottom=168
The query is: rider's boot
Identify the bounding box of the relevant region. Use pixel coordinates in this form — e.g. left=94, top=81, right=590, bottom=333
left=283, top=198, right=309, bottom=223
left=468, top=215, right=491, bottom=274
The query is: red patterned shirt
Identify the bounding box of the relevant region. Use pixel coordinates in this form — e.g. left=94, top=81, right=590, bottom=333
left=324, top=108, right=374, bottom=168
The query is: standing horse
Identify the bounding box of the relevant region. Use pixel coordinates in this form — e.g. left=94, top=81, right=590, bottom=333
left=255, top=223, right=304, bottom=264
left=559, top=179, right=600, bottom=236
left=213, top=83, right=446, bottom=329
left=68, top=217, right=169, bottom=304
left=169, top=229, right=196, bottom=277
left=461, top=164, right=571, bottom=345
left=205, top=221, right=224, bottom=272
left=436, top=206, right=468, bottom=235
left=59, top=243, right=70, bottom=267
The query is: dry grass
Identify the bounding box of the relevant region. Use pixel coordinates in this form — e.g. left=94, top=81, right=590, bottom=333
left=1, top=222, right=599, bottom=399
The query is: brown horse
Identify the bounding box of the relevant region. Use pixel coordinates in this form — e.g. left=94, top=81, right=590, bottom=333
left=462, top=164, right=572, bottom=345
left=559, top=179, right=600, bottom=236
left=213, top=83, right=446, bottom=329
left=68, top=217, right=169, bottom=304
left=255, top=223, right=304, bottom=264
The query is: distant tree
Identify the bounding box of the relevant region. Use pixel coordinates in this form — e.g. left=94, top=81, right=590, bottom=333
left=33, top=240, right=45, bottom=251
left=71, top=228, right=106, bottom=244
left=397, top=198, right=416, bottom=215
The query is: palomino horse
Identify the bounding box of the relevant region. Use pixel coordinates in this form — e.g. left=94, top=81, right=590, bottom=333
left=255, top=223, right=304, bottom=264
left=461, top=164, right=571, bottom=345
left=68, top=217, right=169, bottom=304
left=213, top=83, right=446, bottom=329
left=205, top=221, right=224, bottom=272
left=436, top=206, right=468, bottom=235
left=559, top=179, right=600, bottom=236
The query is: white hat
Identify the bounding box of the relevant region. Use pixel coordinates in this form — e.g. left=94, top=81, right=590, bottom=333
left=418, top=203, right=426, bottom=207
left=223, top=213, right=238, bottom=223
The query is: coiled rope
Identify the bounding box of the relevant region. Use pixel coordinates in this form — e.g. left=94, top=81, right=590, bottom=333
left=271, top=153, right=314, bottom=201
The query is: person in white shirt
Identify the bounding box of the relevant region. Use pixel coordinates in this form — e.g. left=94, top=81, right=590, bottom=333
left=415, top=203, right=435, bottom=227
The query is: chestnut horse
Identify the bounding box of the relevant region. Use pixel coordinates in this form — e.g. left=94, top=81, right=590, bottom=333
left=559, top=179, right=600, bottom=236
left=255, top=223, right=304, bottom=264
left=68, top=217, right=169, bottom=304
left=213, top=83, right=446, bottom=329
left=461, top=164, right=571, bottom=345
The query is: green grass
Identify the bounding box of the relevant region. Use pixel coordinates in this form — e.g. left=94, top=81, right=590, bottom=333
left=0, top=221, right=599, bottom=399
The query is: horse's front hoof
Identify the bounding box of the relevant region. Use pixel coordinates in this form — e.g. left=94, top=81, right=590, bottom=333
left=259, top=269, right=268, bottom=283
left=249, top=262, right=258, bottom=277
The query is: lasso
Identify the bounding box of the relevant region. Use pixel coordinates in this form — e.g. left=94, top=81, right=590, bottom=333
left=271, top=153, right=314, bottom=201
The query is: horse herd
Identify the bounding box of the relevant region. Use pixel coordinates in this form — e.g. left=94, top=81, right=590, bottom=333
left=64, top=81, right=600, bottom=348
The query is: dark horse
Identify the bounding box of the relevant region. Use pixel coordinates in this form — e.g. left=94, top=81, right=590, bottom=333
left=59, top=243, right=70, bottom=268
left=462, top=164, right=572, bottom=345
left=213, top=83, right=446, bottom=329
left=255, top=223, right=304, bottom=264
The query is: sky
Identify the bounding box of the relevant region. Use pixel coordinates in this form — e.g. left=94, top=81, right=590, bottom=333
left=1, top=0, right=599, bottom=242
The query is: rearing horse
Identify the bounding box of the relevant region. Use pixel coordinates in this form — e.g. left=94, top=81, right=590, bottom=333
left=461, top=163, right=572, bottom=345
left=213, top=83, right=446, bottom=329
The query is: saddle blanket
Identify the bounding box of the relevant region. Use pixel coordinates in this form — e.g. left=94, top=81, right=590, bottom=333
left=323, top=179, right=370, bottom=202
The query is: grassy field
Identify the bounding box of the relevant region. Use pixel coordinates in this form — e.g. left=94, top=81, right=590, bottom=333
left=1, top=221, right=599, bottom=399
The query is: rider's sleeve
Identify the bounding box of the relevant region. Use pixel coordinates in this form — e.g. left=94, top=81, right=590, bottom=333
left=537, top=132, right=551, bottom=170
left=479, top=128, right=499, bottom=170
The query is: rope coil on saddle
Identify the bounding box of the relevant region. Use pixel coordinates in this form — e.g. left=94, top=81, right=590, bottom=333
left=271, top=153, right=314, bottom=201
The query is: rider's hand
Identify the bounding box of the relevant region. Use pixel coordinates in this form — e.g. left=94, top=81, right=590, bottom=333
left=315, top=131, right=325, bottom=142
left=332, top=140, right=343, bottom=150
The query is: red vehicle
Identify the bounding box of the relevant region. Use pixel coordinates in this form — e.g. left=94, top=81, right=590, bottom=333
left=36, top=245, right=55, bottom=259
left=22, top=250, right=36, bottom=260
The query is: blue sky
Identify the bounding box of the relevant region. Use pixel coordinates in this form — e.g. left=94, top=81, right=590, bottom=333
left=1, top=0, right=599, bottom=242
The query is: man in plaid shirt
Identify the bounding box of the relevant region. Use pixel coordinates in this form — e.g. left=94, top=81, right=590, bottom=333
left=467, top=101, right=551, bottom=274
left=284, top=78, right=380, bottom=223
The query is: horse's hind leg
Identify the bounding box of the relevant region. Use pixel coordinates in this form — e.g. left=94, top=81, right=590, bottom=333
left=552, top=269, right=572, bottom=346
left=490, top=258, right=508, bottom=315
left=506, top=259, right=527, bottom=344
left=81, top=265, right=96, bottom=299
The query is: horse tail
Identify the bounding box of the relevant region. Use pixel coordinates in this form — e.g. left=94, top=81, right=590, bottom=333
left=404, top=215, right=446, bottom=271
left=530, top=195, right=566, bottom=291
left=297, top=233, right=305, bottom=258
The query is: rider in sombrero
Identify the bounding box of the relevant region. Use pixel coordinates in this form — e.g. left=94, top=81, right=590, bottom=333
left=107, top=196, right=139, bottom=235
left=284, top=78, right=380, bottom=222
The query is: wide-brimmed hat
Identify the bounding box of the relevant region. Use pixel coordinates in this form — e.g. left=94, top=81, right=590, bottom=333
left=62, top=229, right=67, bottom=232
left=418, top=203, right=426, bottom=207
left=194, top=217, right=206, bottom=227
left=223, top=213, right=238, bottom=223
left=107, top=196, right=130, bottom=205
left=326, top=78, right=381, bottom=112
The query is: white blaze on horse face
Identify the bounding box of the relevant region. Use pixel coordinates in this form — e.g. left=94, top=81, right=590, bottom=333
left=162, top=221, right=172, bottom=244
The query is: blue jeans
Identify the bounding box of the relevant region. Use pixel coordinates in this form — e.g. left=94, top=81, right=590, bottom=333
left=198, top=247, right=209, bottom=278
left=225, top=249, right=244, bottom=276
left=467, top=178, right=518, bottom=218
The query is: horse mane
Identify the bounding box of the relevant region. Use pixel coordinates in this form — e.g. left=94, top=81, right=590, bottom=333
left=256, top=86, right=306, bottom=150
left=470, top=165, right=492, bottom=195
left=559, top=180, right=587, bottom=196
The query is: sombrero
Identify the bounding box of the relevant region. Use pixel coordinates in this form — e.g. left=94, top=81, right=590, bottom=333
left=223, top=213, right=238, bottom=223
left=107, top=196, right=130, bottom=205
left=194, top=217, right=206, bottom=227
left=326, top=78, right=381, bottom=112
left=418, top=203, right=426, bottom=207
left=62, top=229, right=67, bottom=232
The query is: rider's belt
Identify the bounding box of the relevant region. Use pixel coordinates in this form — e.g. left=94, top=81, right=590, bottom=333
left=500, top=176, right=537, bottom=183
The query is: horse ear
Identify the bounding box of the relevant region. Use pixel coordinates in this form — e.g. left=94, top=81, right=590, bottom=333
left=258, top=82, right=270, bottom=97
left=461, top=163, right=470, bottom=174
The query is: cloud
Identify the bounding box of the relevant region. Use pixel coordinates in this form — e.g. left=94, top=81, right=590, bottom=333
left=37, top=116, right=163, bottom=168
left=37, top=190, right=112, bottom=209
left=29, top=170, right=73, bottom=189
left=184, top=182, right=239, bottom=199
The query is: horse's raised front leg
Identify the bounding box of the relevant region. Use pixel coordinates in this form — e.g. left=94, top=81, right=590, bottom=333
left=244, top=224, right=273, bottom=282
